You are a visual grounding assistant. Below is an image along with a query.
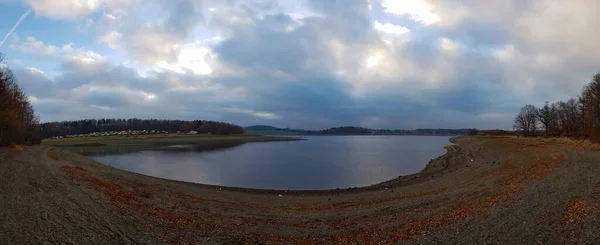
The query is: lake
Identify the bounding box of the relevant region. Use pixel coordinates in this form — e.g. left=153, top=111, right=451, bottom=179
left=88, top=136, right=452, bottom=190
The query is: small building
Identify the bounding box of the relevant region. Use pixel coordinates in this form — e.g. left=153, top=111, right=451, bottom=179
left=187, top=130, right=198, bottom=135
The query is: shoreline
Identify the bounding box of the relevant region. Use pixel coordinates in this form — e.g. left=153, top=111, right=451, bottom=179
left=5, top=136, right=598, bottom=244
left=59, top=135, right=461, bottom=194
left=51, top=136, right=462, bottom=196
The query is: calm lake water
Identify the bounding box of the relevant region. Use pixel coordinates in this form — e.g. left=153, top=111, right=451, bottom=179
left=89, top=136, right=452, bottom=190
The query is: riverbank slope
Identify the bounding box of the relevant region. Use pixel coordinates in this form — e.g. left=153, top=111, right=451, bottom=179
left=1, top=136, right=599, bottom=244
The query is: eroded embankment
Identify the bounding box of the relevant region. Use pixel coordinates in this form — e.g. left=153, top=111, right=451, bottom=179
left=5, top=136, right=600, bottom=244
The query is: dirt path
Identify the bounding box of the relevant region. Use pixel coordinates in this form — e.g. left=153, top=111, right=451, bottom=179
left=1, top=136, right=599, bottom=244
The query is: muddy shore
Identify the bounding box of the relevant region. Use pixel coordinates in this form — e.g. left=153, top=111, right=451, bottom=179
left=1, top=136, right=599, bottom=244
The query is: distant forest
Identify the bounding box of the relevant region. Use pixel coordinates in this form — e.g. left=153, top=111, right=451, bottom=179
left=0, top=54, right=40, bottom=146
left=514, top=73, right=600, bottom=142
left=40, top=119, right=245, bottom=138
left=245, top=125, right=473, bottom=136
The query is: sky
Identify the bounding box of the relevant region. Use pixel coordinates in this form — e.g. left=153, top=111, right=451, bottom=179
left=0, top=0, right=597, bottom=130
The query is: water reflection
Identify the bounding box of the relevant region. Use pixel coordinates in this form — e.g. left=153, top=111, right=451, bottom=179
left=90, top=136, right=452, bottom=190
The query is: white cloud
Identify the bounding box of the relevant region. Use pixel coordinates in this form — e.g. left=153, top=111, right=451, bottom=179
left=492, top=44, right=516, bottom=62
left=25, top=67, right=44, bottom=75
left=27, top=0, right=99, bottom=19
left=381, top=0, right=440, bottom=25
left=176, top=46, right=213, bottom=74
left=125, top=26, right=180, bottom=65
left=438, top=37, right=461, bottom=55
left=154, top=46, right=214, bottom=75
left=104, top=13, right=117, bottom=20
left=225, top=107, right=281, bottom=120
left=191, top=36, right=223, bottom=47
left=253, top=112, right=280, bottom=120
left=99, top=31, right=121, bottom=49
left=11, top=36, right=107, bottom=63
left=373, top=21, right=410, bottom=35
left=26, top=0, right=133, bottom=19
left=27, top=96, right=63, bottom=104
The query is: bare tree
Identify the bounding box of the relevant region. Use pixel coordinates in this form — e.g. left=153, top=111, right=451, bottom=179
left=537, top=101, right=553, bottom=135
left=584, top=74, right=600, bottom=141
left=516, top=73, right=600, bottom=142
left=514, top=104, right=538, bottom=137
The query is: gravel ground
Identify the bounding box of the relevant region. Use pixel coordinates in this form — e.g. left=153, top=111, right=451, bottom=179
left=1, top=136, right=599, bottom=244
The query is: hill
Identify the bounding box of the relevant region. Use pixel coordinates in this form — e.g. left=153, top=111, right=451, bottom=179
left=244, top=125, right=302, bottom=136
left=244, top=125, right=283, bottom=131
left=244, top=125, right=472, bottom=136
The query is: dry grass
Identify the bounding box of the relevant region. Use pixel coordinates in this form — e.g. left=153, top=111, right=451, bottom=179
left=519, top=137, right=600, bottom=151
left=13, top=145, right=23, bottom=152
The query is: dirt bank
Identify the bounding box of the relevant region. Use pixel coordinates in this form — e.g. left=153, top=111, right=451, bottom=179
left=1, top=136, right=599, bottom=244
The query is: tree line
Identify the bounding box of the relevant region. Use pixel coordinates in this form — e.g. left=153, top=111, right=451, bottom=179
left=0, top=54, right=40, bottom=146
left=246, top=125, right=473, bottom=136
left=514, top=73, right=600, bottom=141
left=40, top=119, right=245, bottom=138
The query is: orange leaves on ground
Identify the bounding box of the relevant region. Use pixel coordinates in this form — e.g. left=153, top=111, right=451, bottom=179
left=61, top=165, right=232, bottom=234
left=379, top=186, right=525, bottom=243
left=62, top=165, right=141, bottom=206
left=59, top=138, right=569, bottom=244
left=296, top=141, right=565, bottom=244
left=502, top=145, right=564, bottom=186
left=47, top=148, right=59, bottom=160
left=294, top=187, right=450, bottom=212
left=562, top=198, right=596, bottom=226
left=167, top=191, right=247, bottom=207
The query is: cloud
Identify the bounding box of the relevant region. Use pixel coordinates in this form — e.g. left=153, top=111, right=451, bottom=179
left=381, top=0, right=440, bottom=25
left=10, top=0, right=499, bottom=128
left=98, top=31, right=121, bottom=49
left=9, top=51, right=249, bottom=123
left=25, top=0, right=133, bottom=19
left=11, top=0, right=600, bottom=130
left=11, top=66, right=54, bottom=98
left=373, top=21, right=410, bottom=35
left=11, top=36, right=106, bottom=64
left=225, top=108, right=281, bottom=120
left=125, top=26, right=181, bottom=65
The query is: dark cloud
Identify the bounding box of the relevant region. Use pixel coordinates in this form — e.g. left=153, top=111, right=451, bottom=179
left=214, top=19, right=311, bottom=73
left=11, top=67, right=54, bottom=98
left=19, top=0, right=582, bottom=130
left=81, top=90, right=129, bottom=108
left=443, top=22, right=512, bottom=48
left=164, top=0, right=204, bottom=37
